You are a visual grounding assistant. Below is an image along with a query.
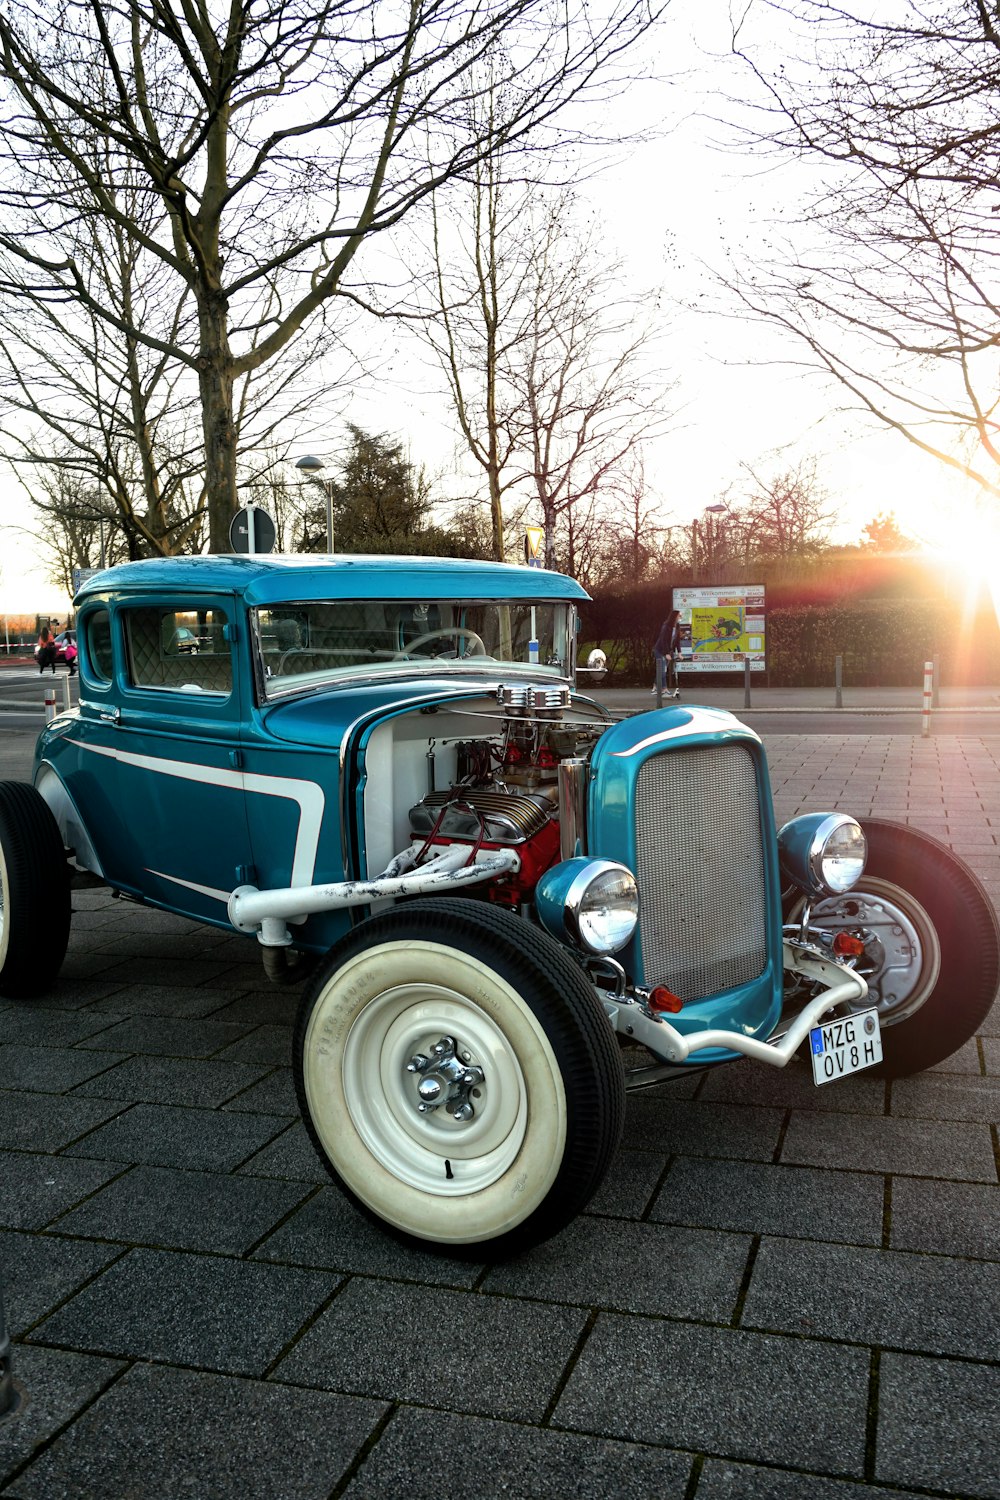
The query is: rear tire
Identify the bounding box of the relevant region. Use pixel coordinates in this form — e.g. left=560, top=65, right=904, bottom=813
left=294, top=898, right=624, bottom=1257
left=0, top=782, right=71, bottom=998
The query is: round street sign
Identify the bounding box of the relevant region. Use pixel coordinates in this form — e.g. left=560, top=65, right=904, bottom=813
left=229, top=505, right=276, bottom=555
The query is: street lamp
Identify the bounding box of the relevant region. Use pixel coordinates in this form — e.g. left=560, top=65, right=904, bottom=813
left=295, top=454, right=335, bottom=554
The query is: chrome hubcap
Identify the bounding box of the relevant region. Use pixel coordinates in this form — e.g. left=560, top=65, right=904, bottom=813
left=808, top=879, right=940, bottom=1024
left=406, top=1035, right=485, bottom=1121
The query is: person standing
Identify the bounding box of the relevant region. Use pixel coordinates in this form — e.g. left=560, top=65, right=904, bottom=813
left=652, top=610, right=681, bottom=697
left=36, top=626, right=57, bottom=674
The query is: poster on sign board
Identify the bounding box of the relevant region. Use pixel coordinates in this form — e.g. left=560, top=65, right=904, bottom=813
left=672, top=584, right=766, bottom=673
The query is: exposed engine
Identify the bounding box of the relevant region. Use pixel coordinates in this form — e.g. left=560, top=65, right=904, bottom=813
left=407, top=684, right=605, bottom=907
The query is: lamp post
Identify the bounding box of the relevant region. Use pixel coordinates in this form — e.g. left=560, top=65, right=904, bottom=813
left=690, top=503, right=727, bottom=584
left=295, top=455, right=335, bottom=554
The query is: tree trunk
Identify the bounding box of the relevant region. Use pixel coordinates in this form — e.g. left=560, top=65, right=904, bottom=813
left=198, top=293, right=237, bottom=554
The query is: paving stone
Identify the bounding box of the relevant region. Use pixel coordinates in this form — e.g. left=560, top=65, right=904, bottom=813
left=206, top=990, right=301, bottom=1027
left=0, top=1042, right=130, bottom=1093
left=236, top=1121, right=329, bottom=1183
left=214, top=1024, right=296, bottom=1066
left=698, top=1058, right=885, bottom=1115
left=77, top=956, right=235, bottom=987
left=651, top=1158, right=883, bottom=1246
left=0, top=1151, right=125, bottom=1230
left=14, top=977, right=130, bottom=1010
left=889, top=1178, right=1000, bottom=1261
left=696, top=1460, right=928, bottom=1499
left=0, top=1091, right=124, bottom=1152
left=52, top=1165, right=312, bottom=1254
left=273, top=1281, right=586, bottom=1421
left=209, top=962, right=277, bottom=992
left=978, top=1000, right=1000, bottom=1036
left=74, top=1015, right=255, bottom=1058
left=87, top=930, right=233, bottom=960
left=0, top=1008, right=122, bottom=1047
left=345, top=1407, right=693, bottom=1499
left=10, top=1362, right=386, bottom=1500
left=221, top=1067, right=299, bottom=1116
left=890, top=1072, right=1000, bottom=1123
left=585, top=1148, right=666, bottom=1219
left=876, top=1352, right=1000, bottom=1498
left=86, top=984, right=244, bottom=1019
left=621, top=1098, right=784, bottom=1161
left=483, top=1217, right=750, bottom=1320
left=982, top=1036, right=1000, bottom=1074
left=253, top=1187, right=481, bottom=1287
left=929, top=1038, right=983, bottom=1074
left=31, top=1248, right=339, bottom=1376
left=742, top=1238, right=1000, bottom=1359
left=0, top=1347, right=125, bottom=1487
left=62, top=1101, right=290, bottom=1170
left=0, top=1228, right=122, bottom=1334
left=554, top=1315, right=869, bottom=1475
left=51, top=953, right=130, bottom=983
left=69, top=1054, right=270, bottom=1107
left=780, top=1111, right=996, bottom=1181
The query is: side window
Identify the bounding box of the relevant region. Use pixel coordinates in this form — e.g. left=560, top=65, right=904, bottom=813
left=124, top=607, right=232, bottom=695
left=85, top=609, right=114, bottom=683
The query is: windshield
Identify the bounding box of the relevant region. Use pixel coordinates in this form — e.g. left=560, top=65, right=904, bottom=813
left=255, top=599, right=573, bottom=698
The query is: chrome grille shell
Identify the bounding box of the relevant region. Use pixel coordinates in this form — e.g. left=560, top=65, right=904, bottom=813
left=634, top=744, right=768, bottom=1000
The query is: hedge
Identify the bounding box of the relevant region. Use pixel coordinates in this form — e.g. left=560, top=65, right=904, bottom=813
left=580, top=594, right=1000, bottom=686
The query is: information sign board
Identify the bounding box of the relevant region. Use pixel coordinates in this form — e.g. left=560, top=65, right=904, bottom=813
left=672, top=583, right=766, bottom=673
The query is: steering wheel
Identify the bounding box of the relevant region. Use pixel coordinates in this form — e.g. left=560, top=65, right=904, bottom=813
left=393, top=627, right=487, bottom=660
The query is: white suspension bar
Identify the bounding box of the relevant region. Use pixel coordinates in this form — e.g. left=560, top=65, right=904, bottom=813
left=605, top=943, right=869, bottom=1068
left=228, top=844, right=520, bottom=945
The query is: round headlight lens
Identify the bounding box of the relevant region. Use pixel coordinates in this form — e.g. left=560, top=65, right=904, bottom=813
left=572, top=864, right=639, bottom=953
left=813, top=817, right=867, bottom=894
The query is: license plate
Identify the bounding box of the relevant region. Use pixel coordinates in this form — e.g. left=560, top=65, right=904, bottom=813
left=809, top=1009, right=883, bottom=1085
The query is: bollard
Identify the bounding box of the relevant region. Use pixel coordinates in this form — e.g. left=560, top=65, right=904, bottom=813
left=61, top=672, right=71, bottom=713
left=921, top=660, right=933, bottom=738
left=43, top=684, right=56, bottom=722
left=835, top=654, right=843, bottom=709
left=932, top=654, right=940, bottom=710
left=743, top=657, right=752, bottom=708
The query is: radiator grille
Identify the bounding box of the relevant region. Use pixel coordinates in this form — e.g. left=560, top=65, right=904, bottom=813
left=634, top=744, right=768, bottom=1000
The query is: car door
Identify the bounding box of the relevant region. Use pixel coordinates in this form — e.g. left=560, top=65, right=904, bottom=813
left=102, top=598, right=254, bottom=925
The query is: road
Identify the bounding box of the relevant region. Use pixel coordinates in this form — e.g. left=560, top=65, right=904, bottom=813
left=4, top=664, right=1000, bottom=735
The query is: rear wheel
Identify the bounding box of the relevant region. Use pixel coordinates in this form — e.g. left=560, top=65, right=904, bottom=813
left=795, top=819, right=999, bottom=1076
left=294, top=898, right=624, bottom=1257
left=0, top=782, right=71, bottom=998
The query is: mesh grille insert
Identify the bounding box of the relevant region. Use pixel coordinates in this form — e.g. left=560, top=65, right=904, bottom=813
left=635, top=744, right=767, bottom=1000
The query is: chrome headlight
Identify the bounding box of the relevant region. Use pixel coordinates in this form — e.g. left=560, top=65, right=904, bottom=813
left=536, top=857, right=639, bottom=954
left=778, top=812, right=867, bottom=898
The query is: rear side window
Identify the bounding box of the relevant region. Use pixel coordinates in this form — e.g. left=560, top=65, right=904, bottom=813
left=85, top=610, right=113, bottom=683
left=124, top=607, right=232, bottom=695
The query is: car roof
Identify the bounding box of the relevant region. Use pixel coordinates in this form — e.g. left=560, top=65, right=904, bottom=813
left=75, top=553, right=590, bottom=605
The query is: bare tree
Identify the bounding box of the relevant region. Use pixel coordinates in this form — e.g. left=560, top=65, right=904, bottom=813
left=423, top=174, right=672, bottom=571
left=22, top=470, right=130, bottom=595
left=0, top=0, right=663, bottom=552
left=717, top=458, right=834, bottom=572
left=725, top=1, right=1000, bottom=500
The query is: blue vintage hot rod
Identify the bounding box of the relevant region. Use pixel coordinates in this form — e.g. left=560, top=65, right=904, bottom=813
left=1, top=554, right=996, bottom=1256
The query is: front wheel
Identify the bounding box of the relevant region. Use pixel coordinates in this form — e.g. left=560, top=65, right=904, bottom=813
left=794, top=819, right=999, bottom=1076
left=293, top=898, right=625, bottom=1257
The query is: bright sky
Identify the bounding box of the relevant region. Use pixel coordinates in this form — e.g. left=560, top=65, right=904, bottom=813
left=0, top=0, right=993, bottom=616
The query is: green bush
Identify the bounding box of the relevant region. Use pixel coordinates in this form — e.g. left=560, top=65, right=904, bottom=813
left=580, top=593, right=1000, bottom=686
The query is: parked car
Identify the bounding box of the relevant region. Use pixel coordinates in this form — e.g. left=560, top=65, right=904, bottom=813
left=1, top=555, right=996, bottom=1258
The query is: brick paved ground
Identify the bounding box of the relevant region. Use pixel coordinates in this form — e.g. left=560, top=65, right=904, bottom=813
left=1, top=731, right=998, bottom=1499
